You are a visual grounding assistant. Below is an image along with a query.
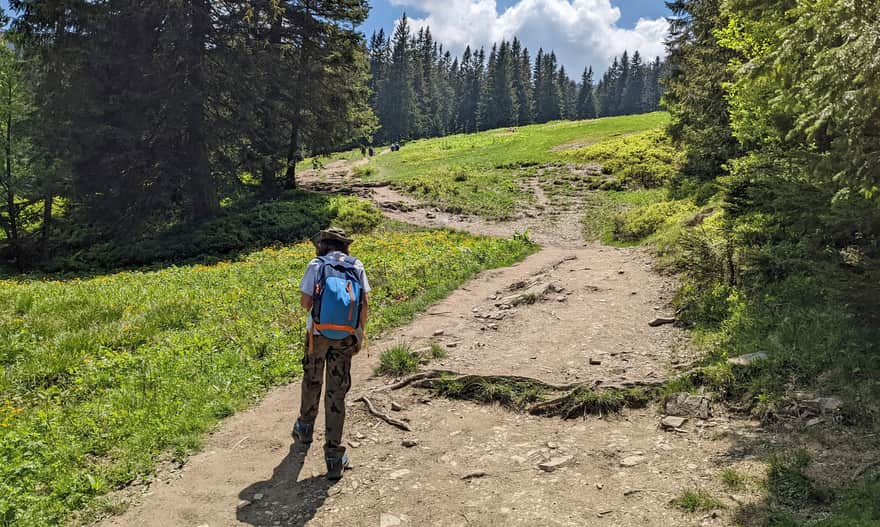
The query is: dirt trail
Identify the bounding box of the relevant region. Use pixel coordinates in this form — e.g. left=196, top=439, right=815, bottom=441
left=102, top=160, right=760, bottom=527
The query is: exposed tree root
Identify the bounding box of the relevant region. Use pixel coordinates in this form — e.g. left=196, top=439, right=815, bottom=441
left=356, top=396, right=411, bottom=431
left=406, top=372, right=670, bottom=419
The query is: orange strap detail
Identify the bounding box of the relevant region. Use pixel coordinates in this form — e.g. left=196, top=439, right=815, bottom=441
left=313, top=323, right=357, bottom=334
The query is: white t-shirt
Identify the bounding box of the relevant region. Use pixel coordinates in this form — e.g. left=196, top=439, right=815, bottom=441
left=299, top=251, right=371, bottom=334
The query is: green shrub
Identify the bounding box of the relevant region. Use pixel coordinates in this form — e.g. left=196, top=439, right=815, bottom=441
left=329, top=196, right=382, bottom=234
left=564, top=130, right=683, bottom=189
left=612, top=199, right=697, bottom=242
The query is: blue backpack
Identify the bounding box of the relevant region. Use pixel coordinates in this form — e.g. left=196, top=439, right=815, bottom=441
left=311, top=254, right=365, bottom=341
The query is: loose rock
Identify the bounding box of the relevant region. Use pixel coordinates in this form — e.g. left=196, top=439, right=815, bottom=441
left=589, top=357, right=602, bottom=365
left=432, top=329, right=445, bottom=337
left=461, top=470, right=488, bottom=480
left=539, top=456, right=574, bottom=472
left=389, top=469, right=411, bottom=480
left=649, top=317, right=676, bottom=327
left=237, top=500, right=252, bottom=510
left=660, top=416, right=688, bottom=429
left=380, top=514, right=402, bottom=527
left=620, top=456, right=646, bottom=467
left=391, top=402, right=405, bottom=412
left=664, top=393, right=712, bottom=419
left=402, top=439, right=418, bottom=448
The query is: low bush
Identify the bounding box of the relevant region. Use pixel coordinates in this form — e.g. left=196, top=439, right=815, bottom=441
left=611, top=199, right=697, bottom=242
left=564, top=130, right=683, bottom=189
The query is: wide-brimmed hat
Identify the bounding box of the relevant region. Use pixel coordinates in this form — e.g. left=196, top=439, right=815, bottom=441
left=312, top=227, right=353, bottom=246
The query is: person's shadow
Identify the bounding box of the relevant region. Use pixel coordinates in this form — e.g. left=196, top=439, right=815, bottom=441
left=237, top=436, right=337, bottom=526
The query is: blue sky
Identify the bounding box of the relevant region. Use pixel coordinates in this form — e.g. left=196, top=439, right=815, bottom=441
left=362, top=0, right=670, bottom=73
left=362, top=0, right=670, bottom=37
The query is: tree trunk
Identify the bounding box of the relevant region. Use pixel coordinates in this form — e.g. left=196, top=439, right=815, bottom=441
left=5, top=82, right=21, bottom=269
left=186, top=0, right=219, bottom=221
left=284, top=116, right=299, bottom=190
left=40, top=191, right=52, bottom=263
left=260, top=164, right=279, bottom=197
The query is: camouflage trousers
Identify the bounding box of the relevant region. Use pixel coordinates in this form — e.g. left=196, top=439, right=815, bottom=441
left=299, top=334, right=357, bottom=458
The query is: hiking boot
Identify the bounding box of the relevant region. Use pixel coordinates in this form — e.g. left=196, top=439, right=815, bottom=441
left=325, top=453, right=349, bottom=481
left=293, top=420, right=314, bottom=444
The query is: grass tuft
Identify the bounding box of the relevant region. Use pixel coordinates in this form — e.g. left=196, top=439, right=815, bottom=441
left=375, top=343, right=421, bottom=377
left=429, top=343, right=447, bottom=359
left=671, top=489, right=726, bottom=513
left=720, top=468, right=747, bottom=491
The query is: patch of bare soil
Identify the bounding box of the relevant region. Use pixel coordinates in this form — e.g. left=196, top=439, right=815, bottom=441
left=99, top=158, right=770, bottom=527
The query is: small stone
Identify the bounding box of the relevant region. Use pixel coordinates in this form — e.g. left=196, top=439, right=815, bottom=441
left=546, top=441, right=559, bottom=449
left=618, top=270, right=625, bottom=274
left=649, top=317, right=676, bottom=327
left=426, top=212, right=436, bottom=219
left=556, top=296, right=567, bottom=302
left=624, top=488, right=641, bottom=497
left=620, top=456, right=646, bottom=467
left=488, top=323, right=499, bottom=330
left=237, top=500, right=252, bottom=510
left=660, top=416, right=688, bottom=429
left=351, top=480, right=359, bottom=491
left=589, top=357, right=602, bottom=365
left=538, top=456, right=574, bottom=472
left=356, top=432, right=366, bottom=439
left=252, top=493, right=264, bottom=501
left=402, top=439, right=418, bottom=448
left=727, top=352, right=768, bottom=366
left=389, top=469, right=411, bottom=480
left=446, top=342, right=458, bottom=348
left=380, top=514, right=402, bottom=527
left=348, top=441, right=361, bottom=448
left=391, top=402, right=405, bottom=412
left=472, top=307, right=480, bottom=312
left=596, top=483, right=604, bottom=490
left=432, top=329, right=444, bottom=336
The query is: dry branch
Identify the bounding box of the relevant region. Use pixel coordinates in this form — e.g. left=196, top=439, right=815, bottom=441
left=356, top=396, right=412, bottom=431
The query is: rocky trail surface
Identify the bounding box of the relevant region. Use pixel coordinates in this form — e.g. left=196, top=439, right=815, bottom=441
left=102, top=160, right=768, bottom=527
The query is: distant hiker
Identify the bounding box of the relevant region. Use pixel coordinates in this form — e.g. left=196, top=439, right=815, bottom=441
left=368, top=146, right=375, bottom=157
left=359, top=144, right=367, bottom=157
left=294, top=227, right=370, bottom=481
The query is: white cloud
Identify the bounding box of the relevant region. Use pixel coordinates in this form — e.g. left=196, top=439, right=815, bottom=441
left=389, top=0, right=668, bottom=74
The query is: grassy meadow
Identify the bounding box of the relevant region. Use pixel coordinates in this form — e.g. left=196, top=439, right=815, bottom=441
left=361, top=112, right=670, bottom=219
left=0, top=223, right=535, bottom=525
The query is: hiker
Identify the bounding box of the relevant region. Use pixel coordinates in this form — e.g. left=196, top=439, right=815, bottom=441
left=294, top=227, right=370, bottom=481
left=368, top=146, right=374, bottom=157
left=359, top=144, right=367, bottom=157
